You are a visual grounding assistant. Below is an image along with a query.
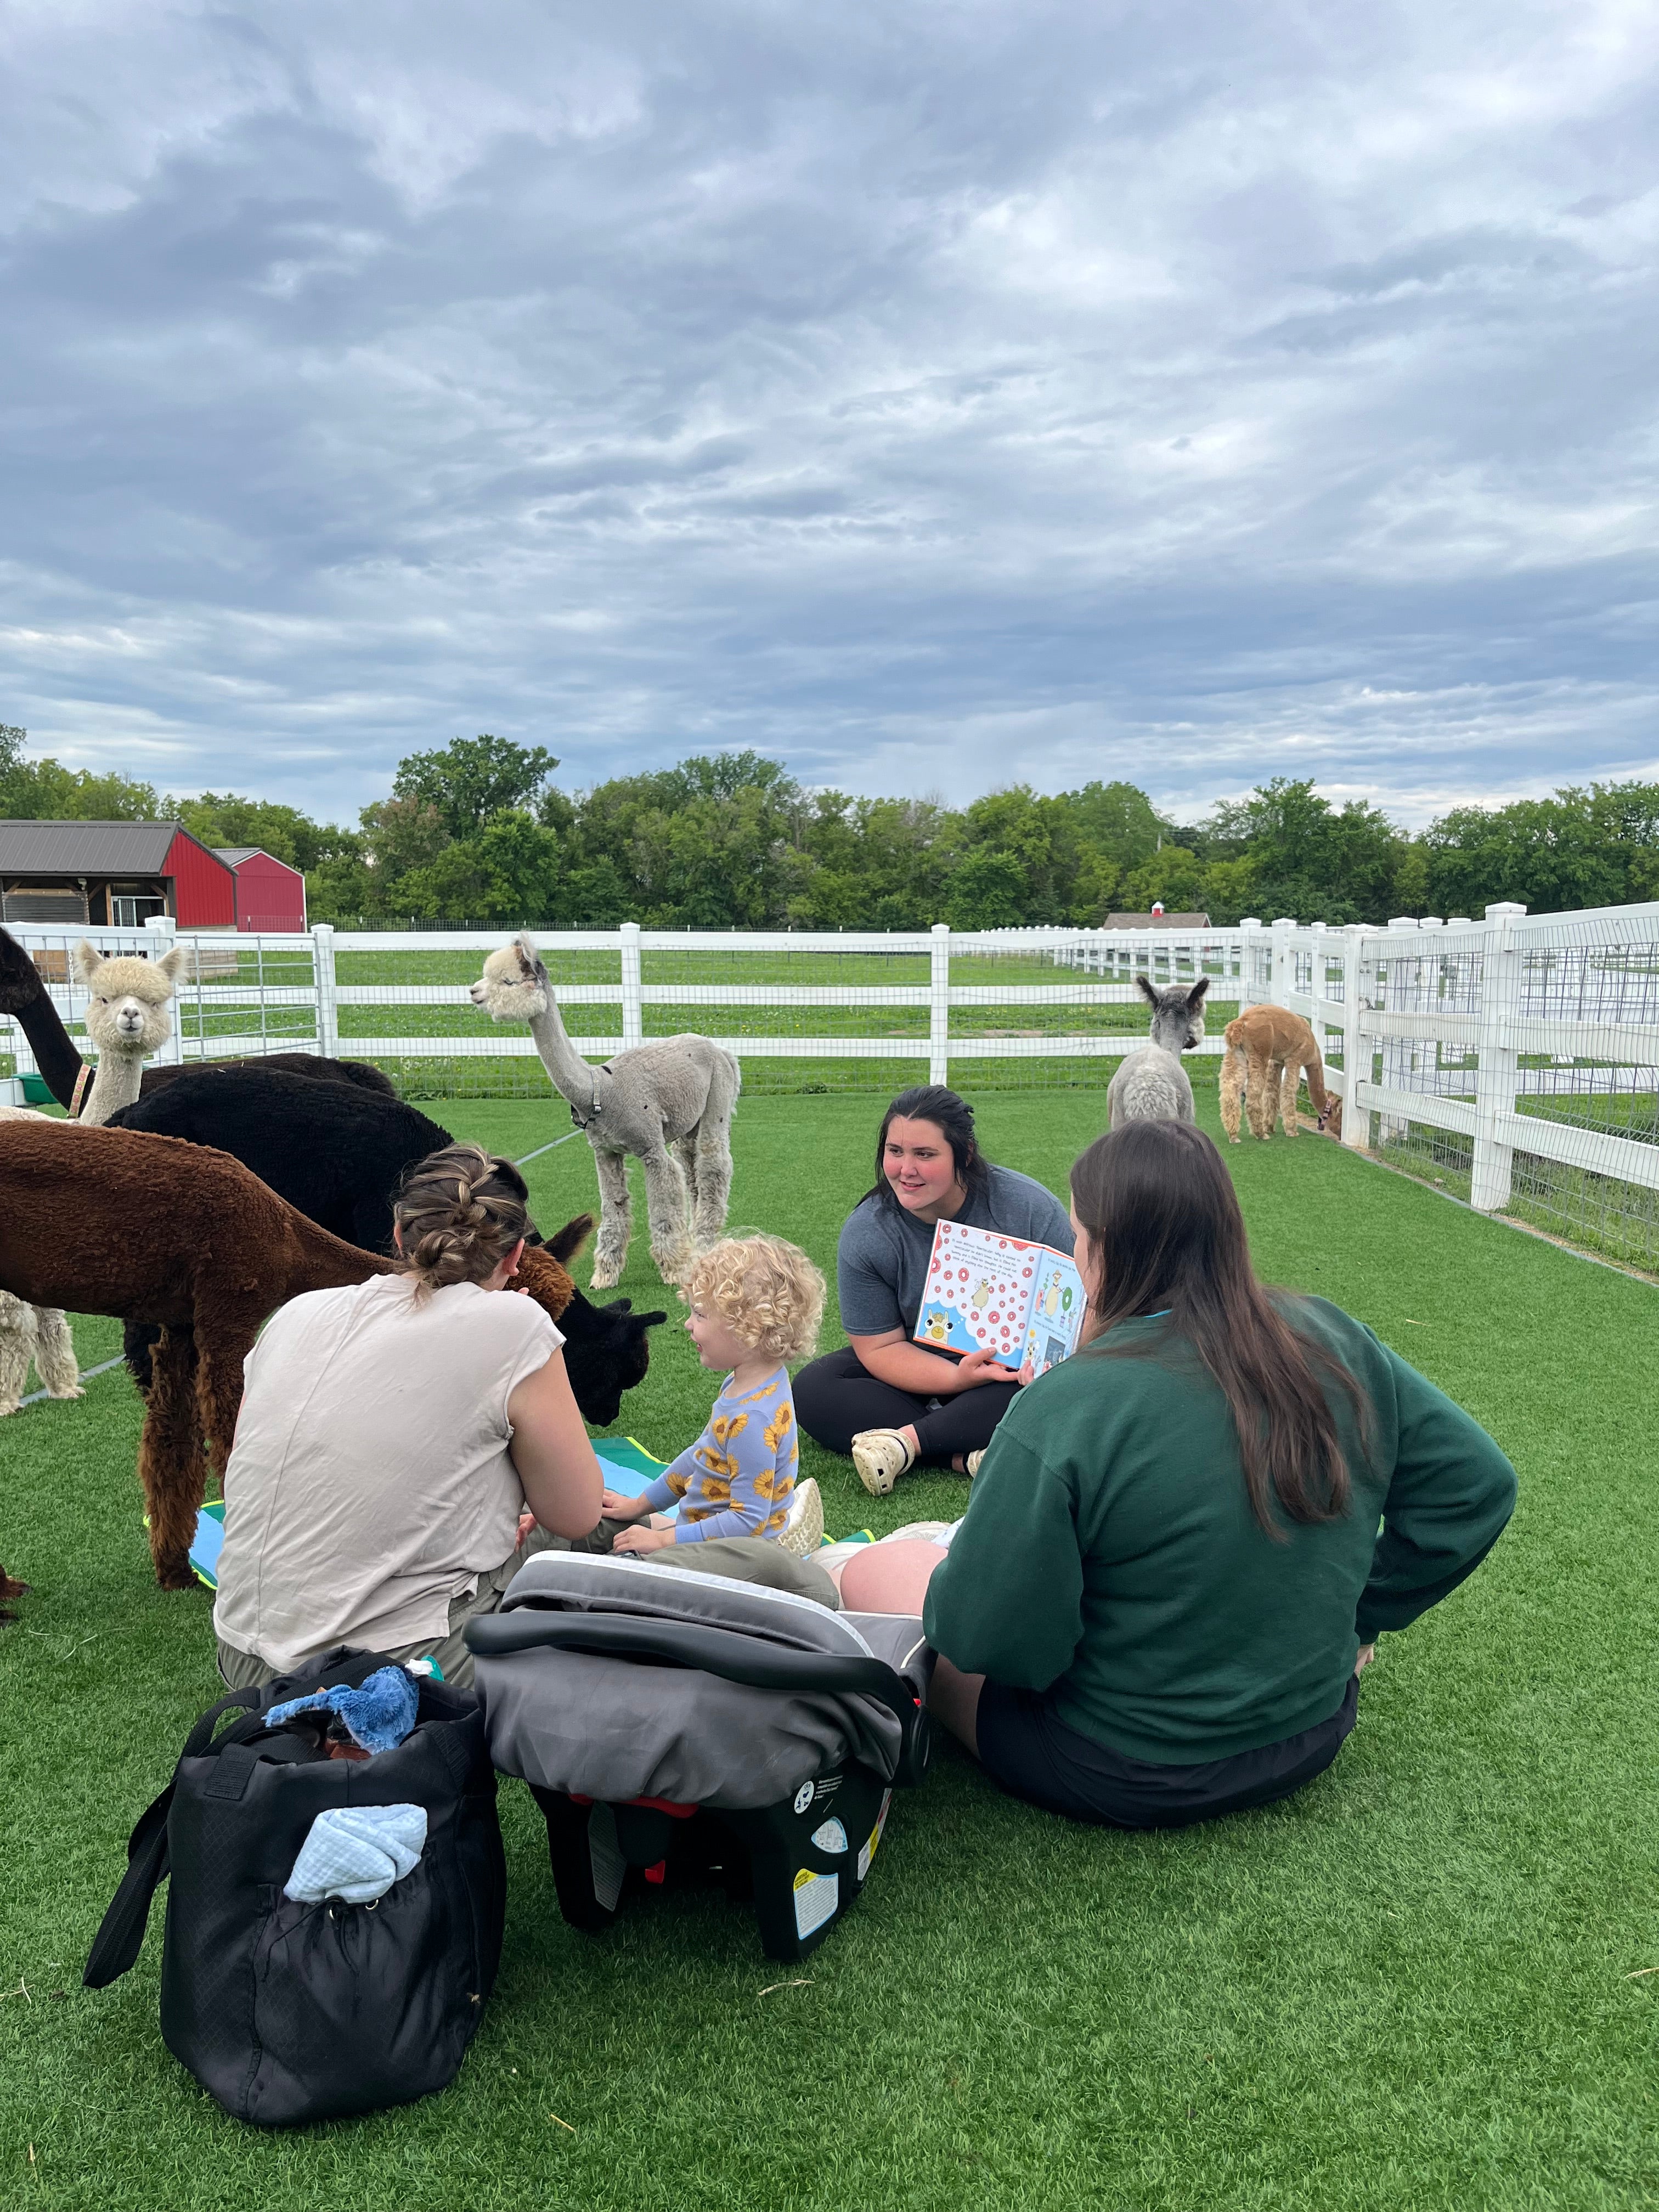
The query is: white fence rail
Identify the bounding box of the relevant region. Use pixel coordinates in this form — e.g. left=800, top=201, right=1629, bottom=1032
left=6, top=906, right=1659, bottom=1258
left=0, top=917, right=1250, bottom=1087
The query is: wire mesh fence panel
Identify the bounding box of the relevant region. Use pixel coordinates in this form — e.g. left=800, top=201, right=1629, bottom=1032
left=956, top=929, right=1245, bottom=1094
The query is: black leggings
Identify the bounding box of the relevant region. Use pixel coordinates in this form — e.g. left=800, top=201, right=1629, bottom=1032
left=793, top=1345, right=1021, bottom=1464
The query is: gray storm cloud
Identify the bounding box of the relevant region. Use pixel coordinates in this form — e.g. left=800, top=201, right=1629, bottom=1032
left=2, top=0, right=1656, bottom=825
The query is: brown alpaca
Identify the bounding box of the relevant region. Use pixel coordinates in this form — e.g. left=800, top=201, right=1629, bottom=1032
left=0, top=1121, right=582, bottom=1591
left=1220, top=1006, right=1340, bottom=1142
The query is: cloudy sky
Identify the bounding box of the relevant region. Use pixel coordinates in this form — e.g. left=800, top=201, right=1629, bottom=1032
left=3, top=1, right=1657, bottom=828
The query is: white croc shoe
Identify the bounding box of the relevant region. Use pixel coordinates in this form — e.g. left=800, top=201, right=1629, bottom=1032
left=777, top=1476, right=824, bottom=1558
left=851, top=1429, right=917, bottom=1498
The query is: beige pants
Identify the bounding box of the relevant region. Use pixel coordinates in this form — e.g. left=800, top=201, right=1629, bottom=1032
left=215, top=1531, right=839, bottom=1694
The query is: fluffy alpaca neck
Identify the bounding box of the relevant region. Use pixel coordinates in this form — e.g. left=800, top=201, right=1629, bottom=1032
left=528, top=994, right=606, bottom=1114
left=78, top=1045, right=146, bottom=1126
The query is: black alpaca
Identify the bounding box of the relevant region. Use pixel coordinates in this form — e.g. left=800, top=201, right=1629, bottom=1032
left=0, top=921, right=394, bottom=1107
left=108, top=1065, right=665, bottom=1426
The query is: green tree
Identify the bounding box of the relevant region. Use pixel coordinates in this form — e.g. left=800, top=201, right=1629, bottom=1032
left=165, top=791, right=345, bottom=873
left=1421, top=790, right=1626, bottom=916
left=360, top=797, right=451, bottom=884
left=393, top=735, right=559, bottom=840
left=945, top=848, right=1026, bottom=928
left=0, top=754, right=161, bottom=820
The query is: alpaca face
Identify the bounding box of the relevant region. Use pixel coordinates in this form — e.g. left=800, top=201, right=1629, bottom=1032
left=471, top=935, right=550, bottom=1024
left=1136, top=975, right=1210, bottom=1053
left=72, top=943, right=186, bottom=1058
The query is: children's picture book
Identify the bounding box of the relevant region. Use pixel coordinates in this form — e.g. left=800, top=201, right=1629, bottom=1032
left=913, top=1218, right=1087, bottom=1376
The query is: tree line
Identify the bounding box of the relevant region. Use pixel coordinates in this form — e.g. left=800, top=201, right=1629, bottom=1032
left=5, top=722, right=1659, bottom=928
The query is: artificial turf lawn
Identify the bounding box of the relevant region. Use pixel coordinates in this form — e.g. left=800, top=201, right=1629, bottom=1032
left=2, top=1090, right=1657, bottom=2211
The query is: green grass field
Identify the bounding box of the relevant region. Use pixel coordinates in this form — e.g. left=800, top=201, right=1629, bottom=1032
left=3, top=1091, right=1658, bottom=2209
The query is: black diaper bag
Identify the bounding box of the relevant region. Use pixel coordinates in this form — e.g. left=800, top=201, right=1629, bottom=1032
left=83, top=1648, right=507, bottom=2127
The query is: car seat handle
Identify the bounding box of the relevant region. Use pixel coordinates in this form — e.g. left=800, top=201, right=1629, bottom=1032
left=466, top=1609, right=928, bottom=1781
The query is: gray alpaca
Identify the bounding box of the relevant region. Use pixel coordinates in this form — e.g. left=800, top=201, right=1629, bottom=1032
left=1106, top=978, right=1210, bottom=1127
left=472, top=935, right=741, bottom=1290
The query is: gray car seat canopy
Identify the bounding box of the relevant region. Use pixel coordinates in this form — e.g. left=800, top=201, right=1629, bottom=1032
left=474, top=1553, right=930, bottom=1813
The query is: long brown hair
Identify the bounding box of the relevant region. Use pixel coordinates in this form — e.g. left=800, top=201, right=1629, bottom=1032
left=860, top=1085, right=993, bottom=1211
left=1068, top=1120, right=1365, bottom=1537
left=393, top=1143, right=530, bottom=1302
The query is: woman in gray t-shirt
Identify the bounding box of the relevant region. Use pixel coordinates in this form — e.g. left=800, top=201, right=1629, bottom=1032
left=793, top=1086, right=1073, bottom=1500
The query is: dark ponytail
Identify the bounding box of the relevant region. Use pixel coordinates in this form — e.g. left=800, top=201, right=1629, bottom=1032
left=1069, top=1120, right=1367, bottom=1538
left=862, top=1085, right=992, bottom=1210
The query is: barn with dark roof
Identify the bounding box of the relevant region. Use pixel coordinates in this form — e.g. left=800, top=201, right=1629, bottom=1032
left=0, top=821, right=305, bottom=930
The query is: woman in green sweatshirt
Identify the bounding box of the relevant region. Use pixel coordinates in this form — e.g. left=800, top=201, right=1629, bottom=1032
left=921, top=1119, right=1517, bottom=1827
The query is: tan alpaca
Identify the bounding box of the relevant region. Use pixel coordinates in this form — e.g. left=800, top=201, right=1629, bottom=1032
left=70, top=939, right=188, bottom=1124
left=1220, top=1006, right=1340, bottom=1142
left=0, top=1106, right=81, bottom=1413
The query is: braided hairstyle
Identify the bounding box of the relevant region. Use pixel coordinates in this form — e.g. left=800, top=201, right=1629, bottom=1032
left=393, top=1143, right=531, bottom=1301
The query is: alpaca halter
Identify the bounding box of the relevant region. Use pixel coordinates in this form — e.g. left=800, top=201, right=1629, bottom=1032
left=568, top=1061, right=605, bottom=1131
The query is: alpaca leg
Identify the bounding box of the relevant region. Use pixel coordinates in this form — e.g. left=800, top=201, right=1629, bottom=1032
left=197, top=1330, right=250, bottom=1481
left=1220, top=1049, right=1245, bottom=1143
left=589, top=1147, right=634, bottom=1291
left=32, top=1306, right=82, bottom=1398
left=1280, top=1062, right=1301, bottom=1137
left=691, top=1119, right=734, bottom=1246
left=1243, top=1053, right=1273, bottom=1140
left=138, top=1330, right=208, bottom=1589
left=641, top=1144, right=694, bottom=1283
left=0, top=1294, right=32, bottom=1417
left=674, top=1132, right=701, bottom=1223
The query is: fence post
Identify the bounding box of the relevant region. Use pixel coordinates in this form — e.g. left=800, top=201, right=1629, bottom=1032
left=1470, top=902, right=1526, bottom=1213
left=929, top=923, right=951, bottom=1087
left=312, top=923, right=338, bottom=1060
left=1238, top=919, right=1263, bottom=1009
left=1269, top=918, right=1296, bottom=1009
left=145, top=914, right=184, bottom=1064
left=1340, top=925, right=1369, bottom=1149
left=619, top=921, right=644, bottom=1052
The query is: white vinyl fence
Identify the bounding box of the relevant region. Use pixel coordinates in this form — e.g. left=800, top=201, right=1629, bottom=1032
left=6, top=904, right=1659, bottom=1266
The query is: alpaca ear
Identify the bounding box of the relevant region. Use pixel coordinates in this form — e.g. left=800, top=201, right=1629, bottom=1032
left=1187, top=977, right=1210, bottom=1006
left=155, top=945, right=190, bottom=987
left=1136, top=975, right=1160, bottom=1008
left=513, top=933, right=539, bottom=979
left=71, top=940, right=102, bottom=988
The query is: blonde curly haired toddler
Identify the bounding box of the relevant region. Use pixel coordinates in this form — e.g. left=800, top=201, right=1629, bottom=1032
left=603, top=1234, right=827, bottom=1558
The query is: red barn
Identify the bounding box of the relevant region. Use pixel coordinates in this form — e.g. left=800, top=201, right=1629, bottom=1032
left=212, top=847, right=308, bottom=932
left=0, top=821, right=235, bottom=927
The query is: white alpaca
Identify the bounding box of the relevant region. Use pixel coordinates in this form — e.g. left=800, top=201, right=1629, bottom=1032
left=471, top=935, right=741, bottom=1290
left=70, top=939, right=188, bottom=1124
left=0, top=1106, right=81, bottom=1414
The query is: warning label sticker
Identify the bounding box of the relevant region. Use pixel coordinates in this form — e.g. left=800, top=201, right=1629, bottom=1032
left=856, top=1789, right=893, bottom=1883
left=792, top=1866, right=839, bottom=1939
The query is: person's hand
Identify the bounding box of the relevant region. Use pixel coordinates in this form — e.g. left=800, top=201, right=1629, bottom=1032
left=1017, top=1357, right=1036, bottom=1386
left=612, top=1523, right=677, bottom=1555
left=601, top=1489, right=651, bottom=1521
left=951, top=1347, right=1012, bottom=1391
left=514, top=1510, right=538, bottom=1548
left=1354, top=1641, right=1377, bottom=1675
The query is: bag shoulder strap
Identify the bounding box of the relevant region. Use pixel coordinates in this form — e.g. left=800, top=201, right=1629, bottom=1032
left=82, top=1685, right=265, bottom=1990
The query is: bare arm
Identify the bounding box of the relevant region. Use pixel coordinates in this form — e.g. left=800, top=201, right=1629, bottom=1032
left=505, top=1350, right=605, bottom=1538
left=849, top=1328, right=1011, bottom=1397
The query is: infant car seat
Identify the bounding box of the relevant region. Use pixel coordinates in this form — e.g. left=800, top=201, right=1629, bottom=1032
left=466, top=1553, right=933, bottom=1960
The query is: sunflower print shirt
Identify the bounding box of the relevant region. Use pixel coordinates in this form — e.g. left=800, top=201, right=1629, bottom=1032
left=637, top=1368, right=799, bottom=1543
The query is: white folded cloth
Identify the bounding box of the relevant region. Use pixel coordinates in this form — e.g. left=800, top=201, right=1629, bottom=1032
left=284, top=1804, right=428, bottom=1905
